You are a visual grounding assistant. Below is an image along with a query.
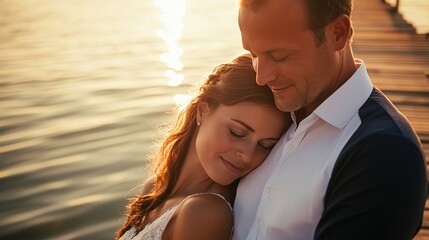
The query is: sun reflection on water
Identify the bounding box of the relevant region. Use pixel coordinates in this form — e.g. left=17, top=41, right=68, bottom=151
left=173, top=94, right=193, bottom=110
left=154, top=0, right=185, bottom=87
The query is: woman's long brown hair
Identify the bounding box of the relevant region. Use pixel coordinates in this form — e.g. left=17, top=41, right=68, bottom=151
left=116, top=53, right=282, bottom=239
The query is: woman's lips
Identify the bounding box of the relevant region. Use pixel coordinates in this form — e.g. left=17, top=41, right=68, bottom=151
left=221, top=157, right=244, bottom=173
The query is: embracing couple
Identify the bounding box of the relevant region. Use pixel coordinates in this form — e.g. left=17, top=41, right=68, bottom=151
left=116, top=0, right=428, bottom=239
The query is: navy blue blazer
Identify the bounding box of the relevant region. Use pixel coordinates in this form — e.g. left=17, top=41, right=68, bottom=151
left=315, top=88, right=428, bottom=240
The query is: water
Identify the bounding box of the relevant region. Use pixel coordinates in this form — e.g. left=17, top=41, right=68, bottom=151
left=0, top=1, right=428, bottom=239
left=0, top=0, right=242, bottom=239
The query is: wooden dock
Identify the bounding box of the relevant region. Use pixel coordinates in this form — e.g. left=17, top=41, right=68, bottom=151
left=352, top=0, right=429, bottom=239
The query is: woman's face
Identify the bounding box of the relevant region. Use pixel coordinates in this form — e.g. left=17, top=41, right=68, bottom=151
left=195, top=101, right=288, bottom=185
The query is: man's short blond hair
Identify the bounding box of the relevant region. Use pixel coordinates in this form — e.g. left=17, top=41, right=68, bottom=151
left=239, top=0, right=353, bottom=45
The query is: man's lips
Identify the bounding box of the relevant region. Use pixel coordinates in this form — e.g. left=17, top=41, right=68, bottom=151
left=221, top=157, right=244, bottom=173
left=270, top=85, right=290, bottom=94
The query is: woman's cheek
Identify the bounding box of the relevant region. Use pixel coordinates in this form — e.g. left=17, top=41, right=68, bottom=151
left=253, top=152, right=268, bottom=168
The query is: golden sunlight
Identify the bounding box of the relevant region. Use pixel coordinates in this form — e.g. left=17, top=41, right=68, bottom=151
left=154, top=0, right=186, bottom=87
left=173, top=94, right=193, bottom=110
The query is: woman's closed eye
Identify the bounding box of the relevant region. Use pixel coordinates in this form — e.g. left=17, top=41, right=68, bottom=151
left=229, top=129, right=245, bottom=139
left=258, top=140, right=278, bottom=150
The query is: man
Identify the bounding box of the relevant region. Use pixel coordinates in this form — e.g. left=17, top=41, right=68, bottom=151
left=233, top=0, right=428, bottom=239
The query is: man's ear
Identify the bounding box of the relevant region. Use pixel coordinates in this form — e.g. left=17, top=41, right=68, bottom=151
left=326, top=14, right=352, bottom=51
left=196, top=101, right=210, bottom=124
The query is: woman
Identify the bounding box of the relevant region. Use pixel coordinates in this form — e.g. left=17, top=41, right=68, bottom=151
left=116, top=53, right=290, bottom=240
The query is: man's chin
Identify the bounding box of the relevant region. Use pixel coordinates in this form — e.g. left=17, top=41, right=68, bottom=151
left=274, top=100, right=298, bottom=113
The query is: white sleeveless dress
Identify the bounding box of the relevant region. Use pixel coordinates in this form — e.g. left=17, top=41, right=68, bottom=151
left=119, top=193, right=233, bottom=240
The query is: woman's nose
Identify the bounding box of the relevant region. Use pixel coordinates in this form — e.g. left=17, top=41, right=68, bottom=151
left=235, top=145, right=254, bottom=163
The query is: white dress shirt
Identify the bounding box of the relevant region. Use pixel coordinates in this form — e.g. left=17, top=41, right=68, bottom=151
left=233, top=60, right=373, bottom=240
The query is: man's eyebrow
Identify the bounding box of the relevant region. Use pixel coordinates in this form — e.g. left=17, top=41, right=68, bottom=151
left=232, top=119, right=255, bottom=132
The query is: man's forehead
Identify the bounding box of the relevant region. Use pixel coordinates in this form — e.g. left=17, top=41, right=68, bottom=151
left=239, top=6, right=308, bottom=49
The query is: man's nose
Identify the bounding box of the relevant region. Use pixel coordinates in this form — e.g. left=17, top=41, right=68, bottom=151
left=254, top=57, right=276, bottom=86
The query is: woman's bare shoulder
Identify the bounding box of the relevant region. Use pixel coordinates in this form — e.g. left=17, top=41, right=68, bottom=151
left=170, top=193, right=233, bottom=240
left=181, top=193, right=232, bottom=215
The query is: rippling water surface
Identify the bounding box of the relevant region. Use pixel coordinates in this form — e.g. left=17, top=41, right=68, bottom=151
left=1, top=0, right=428, bottom=239
left=0, top=0, right=242, bottom=239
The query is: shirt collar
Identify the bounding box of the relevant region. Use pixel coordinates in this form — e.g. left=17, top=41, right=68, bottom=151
left=313, top=59, right=373, bottom=129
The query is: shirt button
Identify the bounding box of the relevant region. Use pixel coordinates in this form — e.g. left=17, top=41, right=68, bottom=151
left=265, top=186, right=271, bottom=193
left=287, top=144, right=294, bottom=150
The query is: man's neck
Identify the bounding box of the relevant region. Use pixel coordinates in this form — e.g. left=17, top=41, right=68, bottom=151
left=296, top=47, right=357, bottom=124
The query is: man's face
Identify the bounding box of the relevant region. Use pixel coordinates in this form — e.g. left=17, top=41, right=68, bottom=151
left=239, top=0, right=338, bottom=116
